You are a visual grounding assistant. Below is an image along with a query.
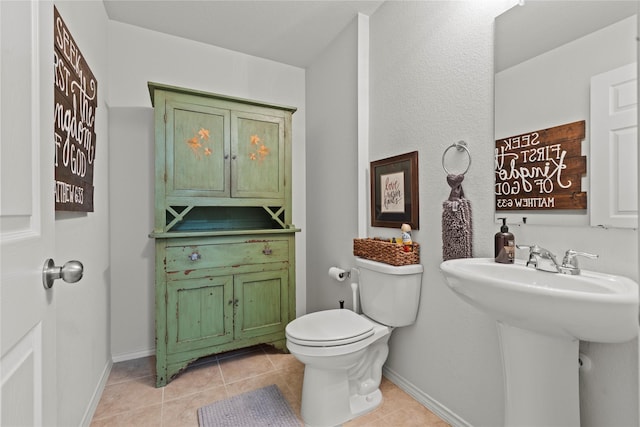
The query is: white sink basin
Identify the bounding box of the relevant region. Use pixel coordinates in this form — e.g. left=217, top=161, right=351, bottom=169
left=441, top=257, right=639, bottom=426
left=440, top=257, right=638, bottom=343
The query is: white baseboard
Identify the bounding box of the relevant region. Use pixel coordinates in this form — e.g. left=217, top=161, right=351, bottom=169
left=112, top=347, right=155, bottom=363
left=382, top=365, right=472, bottom=427
left=80, top=358, right=113, bottom=427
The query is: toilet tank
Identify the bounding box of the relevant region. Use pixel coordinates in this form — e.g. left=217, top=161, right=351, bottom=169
left=355, top=257, right=423, bottom=327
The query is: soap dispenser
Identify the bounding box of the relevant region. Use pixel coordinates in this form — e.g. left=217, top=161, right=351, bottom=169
left=495, top=218, right=515, bottom=264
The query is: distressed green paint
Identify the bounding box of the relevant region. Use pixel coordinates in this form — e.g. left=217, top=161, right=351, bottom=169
left=169, top=104, right=228, bottom=194
left=165, top=239, right=289, bottom=272
left=149, top=83, right=298, bottom=387
left=232, top=113, right=283, bottom=198
left=234, top=270, right=288, bottom=339
left=167, top=276, right=234, bottom=353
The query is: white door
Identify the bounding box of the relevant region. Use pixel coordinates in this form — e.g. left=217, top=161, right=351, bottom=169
left=590, top=62, right=638, bottom=228
left=1, top=1, right=57, bottom=425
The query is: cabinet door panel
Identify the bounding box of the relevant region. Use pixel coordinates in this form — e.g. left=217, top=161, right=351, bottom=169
left=167, top=276, right=233, bottom=353
left=232, top=112, right=284, bottom=198
left=166, top=101, right=230, bottom=197
left=234, top=269, right=288, bottom=340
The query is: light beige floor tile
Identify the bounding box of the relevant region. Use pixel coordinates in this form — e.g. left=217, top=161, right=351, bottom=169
left=161, top=386, right=228, bottom=427
left=92, top=350, right=450, bottom=427
left=93, top=375, right=163, bottom=420
left=263, top=346, right=302, bottom=371
left=344, top=407, right=384, bottom=427
left=90, top=403, right=162, bottom=427
left=372, top=378, right=426, bottom=418
left=371, top=404, right=451, bottom=427
left=163, top=360, right=224, bottom=402
left=218, top=348, right=276, bottom=384
left=225, top=371, right=288, bottom=397
left=107, top=356, right=155, bottom=386
left=282, top=364, right=304, bottom=389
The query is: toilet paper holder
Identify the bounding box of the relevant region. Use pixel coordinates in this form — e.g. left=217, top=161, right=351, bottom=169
left=328, top=267, right=351, bottom=281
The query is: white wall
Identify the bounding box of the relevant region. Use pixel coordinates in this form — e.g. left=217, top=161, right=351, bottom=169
left=52, top=1, right=111, bottom=425
left=306, top=17, right=360, bottom=312
left=107, top=21, right=307, bottom=358
left=367, top=2, right=511, bottom=424
left=305, top=2, right=511, bottom=424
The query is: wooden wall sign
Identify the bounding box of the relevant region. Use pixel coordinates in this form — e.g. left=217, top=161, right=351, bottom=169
left=53, top=6, right=97, bottom=212
left=495, top=120, right=587, bottom=211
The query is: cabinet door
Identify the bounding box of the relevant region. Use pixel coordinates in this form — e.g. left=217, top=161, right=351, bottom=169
left=166, top=275, right=234, bottom=354
left=231, top=111, right=285, bottom=199
left=165, top=100, right=230, bottom=197
left=234, top=269, right=288, bottom=340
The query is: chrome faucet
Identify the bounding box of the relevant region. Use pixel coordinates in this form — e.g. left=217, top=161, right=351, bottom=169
left=517, top=244, right=561, bottom=273
left=517, top=245, right=598, bottom=275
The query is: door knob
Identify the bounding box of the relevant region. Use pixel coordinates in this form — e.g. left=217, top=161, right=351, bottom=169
left=42, top=259, right=84, bottom=289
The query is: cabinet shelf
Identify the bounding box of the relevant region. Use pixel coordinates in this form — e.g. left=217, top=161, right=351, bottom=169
left=149, top=227, right=300, bottom=239
left=160, top=205, right=292, bottom=233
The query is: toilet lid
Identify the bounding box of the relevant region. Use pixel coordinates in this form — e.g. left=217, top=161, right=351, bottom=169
left=286, top=309, right=375, bottom=347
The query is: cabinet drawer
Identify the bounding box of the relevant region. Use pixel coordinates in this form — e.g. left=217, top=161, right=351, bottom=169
left=166, top=240, right=289, bottom=272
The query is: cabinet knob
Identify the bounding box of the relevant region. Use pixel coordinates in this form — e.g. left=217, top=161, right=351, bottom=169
left=224, top=154, right=230, bottom=160
left=188, top=252, right=201, bottom=261
left=232, top=155, right=237, bottom=160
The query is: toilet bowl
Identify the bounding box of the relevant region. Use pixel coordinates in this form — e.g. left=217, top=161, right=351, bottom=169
left=286, top=258, right=423, bottom=427
left=287, top=309, right=391, bottom=427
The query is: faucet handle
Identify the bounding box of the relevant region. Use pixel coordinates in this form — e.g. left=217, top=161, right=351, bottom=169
left=516, top=244, right=541, bottom=267
left=562, top=250, right=599, bottom=267
left=516, top=244, right=541, bottom=253
left=517, top=244, right=556, bottom=257
left=560, top=250, right=599, bottom=274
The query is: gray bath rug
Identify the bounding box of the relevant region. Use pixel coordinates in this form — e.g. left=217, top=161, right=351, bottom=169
left=197, top=384, right=301, bottom=427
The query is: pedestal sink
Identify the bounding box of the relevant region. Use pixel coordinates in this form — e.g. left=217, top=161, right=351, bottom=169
left=440, top=258, right=638, bottom=427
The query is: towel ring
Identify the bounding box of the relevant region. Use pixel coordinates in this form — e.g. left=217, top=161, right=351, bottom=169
left=442, top=140, right=471, bottom=175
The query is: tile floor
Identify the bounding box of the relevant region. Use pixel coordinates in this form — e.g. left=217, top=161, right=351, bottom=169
left=91, top=345, right=450, bottom=427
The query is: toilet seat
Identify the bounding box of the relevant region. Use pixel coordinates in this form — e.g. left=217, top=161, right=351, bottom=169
left=286, top=309, right=374, bottom=347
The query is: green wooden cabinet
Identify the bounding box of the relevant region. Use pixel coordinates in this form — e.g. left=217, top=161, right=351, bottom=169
left=149, top=83, right=298, bottom=387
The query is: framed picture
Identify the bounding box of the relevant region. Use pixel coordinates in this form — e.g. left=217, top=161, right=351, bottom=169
left=370, top=151, right=419, bottom=229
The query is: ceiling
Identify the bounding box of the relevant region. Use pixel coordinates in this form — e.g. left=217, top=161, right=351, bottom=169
left=103, top=0, right=385, bottom=68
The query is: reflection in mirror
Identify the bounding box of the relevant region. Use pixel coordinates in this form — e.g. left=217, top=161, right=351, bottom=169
left=494, top=1, right=637, bottom=227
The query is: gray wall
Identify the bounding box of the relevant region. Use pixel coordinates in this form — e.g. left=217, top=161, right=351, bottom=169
left=107, top=20, right=307, bottom=359
left=369, top=2, right=506, bottom=424
left=306, top=17, right=360, bottom=312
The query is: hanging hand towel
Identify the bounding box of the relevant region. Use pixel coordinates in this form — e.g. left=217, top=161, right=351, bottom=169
left=442, top=174, right=473, bottom=260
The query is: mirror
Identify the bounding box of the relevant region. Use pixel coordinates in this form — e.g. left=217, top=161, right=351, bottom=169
left=494, top=1, right=638, bottom=227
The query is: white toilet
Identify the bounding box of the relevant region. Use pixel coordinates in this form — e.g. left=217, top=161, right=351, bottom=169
left=285, top=257, right=423, bottom=427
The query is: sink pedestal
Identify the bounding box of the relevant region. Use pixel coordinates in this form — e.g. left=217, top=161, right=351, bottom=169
left=441, top=258, right=638, bottom=427
left=498, top=322, right=580, bottom=427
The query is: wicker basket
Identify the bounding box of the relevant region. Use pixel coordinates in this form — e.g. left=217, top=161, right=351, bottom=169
left=353, top=238, right=420, bottom=266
